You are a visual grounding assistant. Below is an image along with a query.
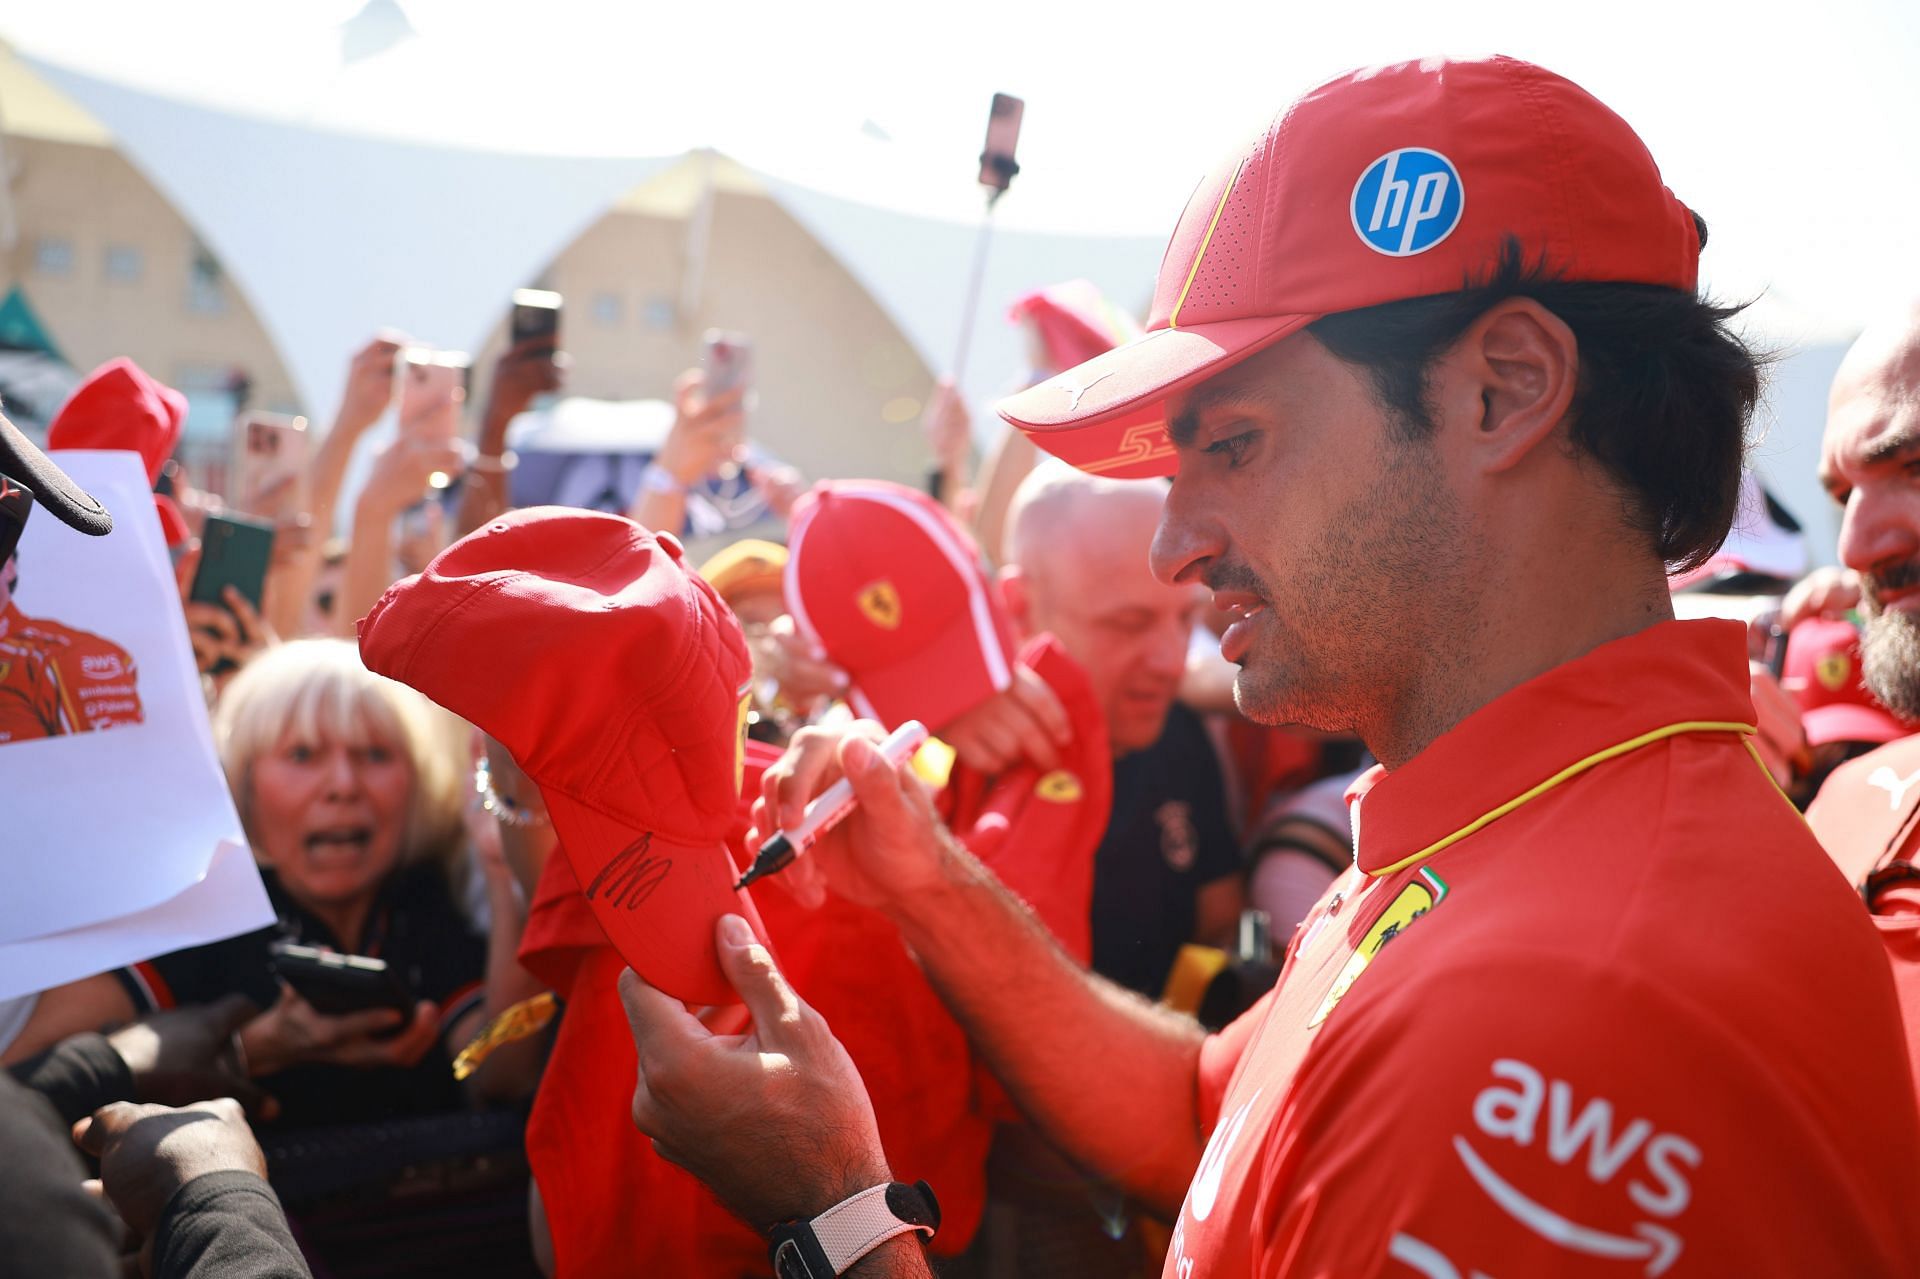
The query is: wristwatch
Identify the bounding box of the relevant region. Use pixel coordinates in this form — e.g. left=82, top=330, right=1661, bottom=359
left=639, top=461, right=688, bottom=495
left=769, top=1181, right=941, bottom=1278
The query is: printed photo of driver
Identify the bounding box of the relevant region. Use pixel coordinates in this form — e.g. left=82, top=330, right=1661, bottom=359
left=0, top=477, right=145, bottom=745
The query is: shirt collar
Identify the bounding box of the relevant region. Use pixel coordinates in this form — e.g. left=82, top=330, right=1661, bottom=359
left=1347, top=618, right=1755, bottom=877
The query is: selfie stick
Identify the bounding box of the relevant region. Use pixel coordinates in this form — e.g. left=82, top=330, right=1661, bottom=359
left=949, top=202, right=998, bottom=389
left=734, top=720, right=929, bottom=891
left=949, top=142, right=1021, bottom=388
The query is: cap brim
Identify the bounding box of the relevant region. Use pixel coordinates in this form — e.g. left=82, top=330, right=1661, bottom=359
left=544, top=788, right=769, bottom=1007
left=1803, top=703, right=1911, bottom=748
left=847, top=601, right=1011, bottom=733
left=2, top=413, right=113, bottom=536
left=996, top=314, right=1314, bottom=479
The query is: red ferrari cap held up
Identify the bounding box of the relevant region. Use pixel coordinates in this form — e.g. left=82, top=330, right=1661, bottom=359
left=49, top=357, right=188, bottom=487
left=786, top=479, right=1018, bottom=733
left=1783, top=617, right=1911, bottom=749
left=998, top=54, right=1701, bottom=478
left=358, top=506, right=766, bottom=1007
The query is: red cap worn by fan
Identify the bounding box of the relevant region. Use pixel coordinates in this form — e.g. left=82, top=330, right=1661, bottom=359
left=1008, top=280, right=1145, bottom=376
left=48, top=357, right=190, bottom=546
left=49, top=358, right=187, bottom=485
left=999, top=55, right=1702, bottom=476
left=358, top=505, right=767, bottom=1007
left=786, top=479, right=1017, bottom=732
left=1783, top=617, right=1912, bottom=749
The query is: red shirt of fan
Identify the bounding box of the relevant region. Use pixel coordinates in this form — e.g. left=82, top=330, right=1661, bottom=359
left=1807, top=731, right=1920, bottom=1104
left=1167, top=620, right=1920, bottom=1278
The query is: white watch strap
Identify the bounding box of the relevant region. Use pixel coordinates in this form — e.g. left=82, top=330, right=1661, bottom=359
left=810, top=1184, right=927, bottom=1273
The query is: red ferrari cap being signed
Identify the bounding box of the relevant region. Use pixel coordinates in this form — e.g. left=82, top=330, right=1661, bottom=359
left=999, top=54, right=1701, bottom=478
left=358, top=505, right=766, bottom=1006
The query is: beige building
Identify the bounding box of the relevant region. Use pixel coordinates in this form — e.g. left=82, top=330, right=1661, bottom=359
left=1, top=49, right=939, bottom=499
left=473, top=152, right=937, bottom=491
left=0, top=48, right=300, bottom=490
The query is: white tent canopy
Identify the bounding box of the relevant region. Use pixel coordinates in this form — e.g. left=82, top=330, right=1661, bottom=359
left=7, top=0, right=1915, bottom=558
left=21, top=54, right=1165, bottom=444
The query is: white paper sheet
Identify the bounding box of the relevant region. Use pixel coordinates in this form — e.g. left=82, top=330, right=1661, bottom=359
left=0, top=451, right=252, bottom=944
left=0, top=838, right=272, bottom=1001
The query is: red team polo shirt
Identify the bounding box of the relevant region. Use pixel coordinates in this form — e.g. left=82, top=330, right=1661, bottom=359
left=1807, top=731, right=1920, bottom=1104
left=1167, top=619, right=1920, bottom=1278
left=0, top=602, right=144, bottom=742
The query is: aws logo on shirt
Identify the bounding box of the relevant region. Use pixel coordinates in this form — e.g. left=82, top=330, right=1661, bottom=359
left=81, top=652, right=128, bottom=680
left=1453, top=1058, right=1699, bottom=1276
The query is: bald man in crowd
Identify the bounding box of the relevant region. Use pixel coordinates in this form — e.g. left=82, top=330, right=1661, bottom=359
left=1001, top=463, right=1243, bottom=998
left=1807, top=298, right=1920, bottom=1099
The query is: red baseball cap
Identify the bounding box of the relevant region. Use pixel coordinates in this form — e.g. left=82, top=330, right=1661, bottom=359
left=786, top=479, right=1016, bottom=731
left=1008, top=280, right=1145, bottom=376
left=999, top=55, right=1701, bottom=477
left=1782, top=617, right=1911, bottom=748
left=49, top=357, right=187, bottom=486
left=358, top=506, right=767, bottom=1006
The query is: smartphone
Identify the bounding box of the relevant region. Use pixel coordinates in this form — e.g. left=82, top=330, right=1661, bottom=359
left=400, top=348, right=470, bottom=488
left=978, top=93, right=1025, bottom=191
left=270, top=941, right=417, bottom=1018
left=231, top=412, right=310, bottom=520
left=400, top=348, right=469, bottom=443
left=189, top=512, right=275, bottom=614
left=0, top=472, right=30, bottom=564
left=511, top=288, right=563, bottom=349
left=702, top=330, right=753, bottom=398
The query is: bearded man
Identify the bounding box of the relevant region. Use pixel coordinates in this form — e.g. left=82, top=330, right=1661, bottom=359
left=1805, top=300, right=1920, bottom=1101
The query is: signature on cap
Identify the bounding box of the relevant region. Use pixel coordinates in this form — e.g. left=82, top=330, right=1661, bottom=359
left=585, top=833, right=674, bottom=910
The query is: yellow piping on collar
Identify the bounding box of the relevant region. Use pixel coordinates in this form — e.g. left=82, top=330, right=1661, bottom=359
left=1167, top=159, right=1244, bottom=331
left=1366, top=720, right=1756, bottom=878
left=1741, top=738, right=1810, bottom=821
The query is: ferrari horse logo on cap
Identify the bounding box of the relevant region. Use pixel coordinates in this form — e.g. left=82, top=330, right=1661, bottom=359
left=1351, top=148, right=1464, bottom=257
left=1035, top=770, right=1084, bottom=803
left=1816, top=653, right=1850, bottom=692
left=857, top=580, right=903, bottom=630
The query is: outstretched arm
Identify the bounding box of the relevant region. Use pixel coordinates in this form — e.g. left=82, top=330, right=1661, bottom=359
left=760, top=724, right=1208, bottom=1214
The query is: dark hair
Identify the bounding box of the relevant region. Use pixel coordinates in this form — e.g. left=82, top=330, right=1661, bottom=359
left=1307, top=231, right=1762, bottom=573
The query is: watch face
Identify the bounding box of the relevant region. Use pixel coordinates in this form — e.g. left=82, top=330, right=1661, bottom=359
left=772, top=1238, right=812, bottom=1279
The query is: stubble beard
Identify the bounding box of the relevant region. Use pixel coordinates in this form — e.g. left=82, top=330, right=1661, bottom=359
left=1232, top=439, right=1472, bottom=739
left=1862, top=598, right=1920, bottom=720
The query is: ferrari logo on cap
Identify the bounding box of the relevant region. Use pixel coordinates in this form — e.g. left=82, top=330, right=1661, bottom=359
left=1816, top=653, right=1850, bottom=692
left=857, top=580, right=902, bottom=630
left=1035, top=770, right=1083, bottom=803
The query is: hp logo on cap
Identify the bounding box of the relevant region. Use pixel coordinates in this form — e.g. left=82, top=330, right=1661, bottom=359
left=1351, top=148, right=1464, bottom=257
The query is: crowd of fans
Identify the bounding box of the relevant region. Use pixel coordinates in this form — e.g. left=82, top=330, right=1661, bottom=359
left=6, top=48, right=1920, bottom=1279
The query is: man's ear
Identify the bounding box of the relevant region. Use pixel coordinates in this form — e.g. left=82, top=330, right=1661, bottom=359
left=1434, top=297, right=1578, bottom=475
left=997, top=564, right=1031, bottom=632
